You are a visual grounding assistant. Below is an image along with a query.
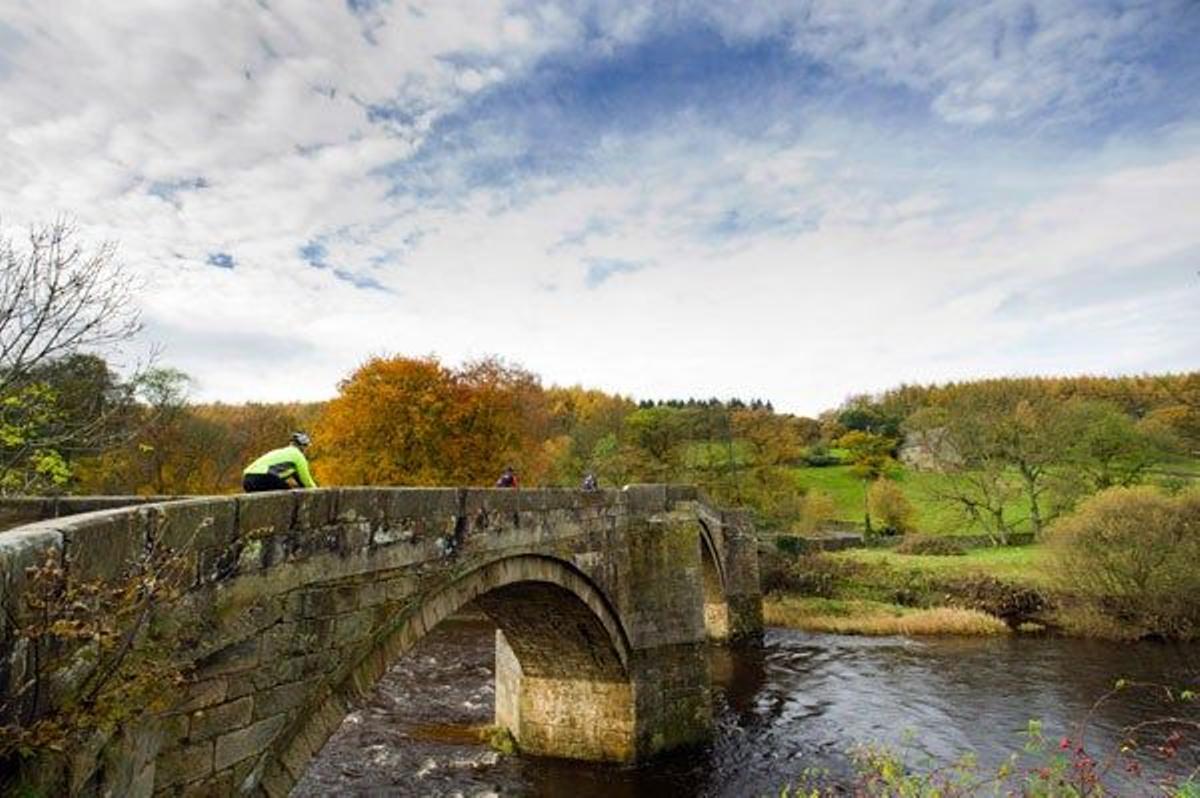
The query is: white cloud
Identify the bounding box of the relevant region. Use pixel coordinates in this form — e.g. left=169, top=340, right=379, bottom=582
left=703, top=0, right=1186, bottom=126
left=0, top=1, right=1196, bottom=415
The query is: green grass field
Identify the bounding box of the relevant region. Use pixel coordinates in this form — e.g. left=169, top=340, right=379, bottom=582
left=788, top=464, right=1035, bottom=535
left=785, top=457, right=1200, bottom=536
left=830, top=545, right=1053, bottom=588
left=680, top=439, right=753, bottom=468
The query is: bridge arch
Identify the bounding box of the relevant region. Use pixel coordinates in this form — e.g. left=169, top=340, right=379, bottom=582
left=267, top=553, right=635, bottom=792
left=698, top=519, right=731, bottom=641
left=413, top=554, right=630, bottom=677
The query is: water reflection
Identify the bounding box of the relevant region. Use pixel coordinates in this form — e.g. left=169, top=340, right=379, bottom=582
left=709, top=643, right=768, bottom=721
left=295, top=621, right=1198, bottom=797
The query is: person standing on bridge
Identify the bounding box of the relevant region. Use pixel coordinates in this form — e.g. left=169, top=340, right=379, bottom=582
left=242, top=432, right=318, bottom=492
left=495, top=465, right=518, bottom=488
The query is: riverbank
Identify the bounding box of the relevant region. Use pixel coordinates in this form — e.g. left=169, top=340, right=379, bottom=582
left=761, top=544, right=1167, bottom=640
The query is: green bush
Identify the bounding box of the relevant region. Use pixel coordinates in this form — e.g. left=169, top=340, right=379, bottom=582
left=774, top=536, right=808, bottom=557
left=801, top=444, right=841, bottom=467
left=1048, top=486, right=1200, bottom=639
left=894, top=535, right=967, bottom=556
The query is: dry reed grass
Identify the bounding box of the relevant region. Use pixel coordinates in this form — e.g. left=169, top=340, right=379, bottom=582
left=764, top=596, right=1009, bottom=636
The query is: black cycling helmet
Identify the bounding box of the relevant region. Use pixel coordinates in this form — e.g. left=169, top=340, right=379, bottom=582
left=290, top=431, right=311, bottom=448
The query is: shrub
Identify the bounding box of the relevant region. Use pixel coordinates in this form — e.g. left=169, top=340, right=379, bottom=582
left=801, top=444, right=841, bottom=467
left=1048, top=486, right=1200, bottom=639
left=868, top=479, right=917, bottom=535
left=773, top=536, right=808, bottom=557
left=788, top=555, right=849, bottom=598
left=737, top=467, right=806, bottom=531
left=941, top=575, right=1048, bottom=627
left=759, top=548, right=796, bottom=595
left=759, top=551, right=861, bottom=597
left=797, top=489, right=837, bottom=533
left=0, top=537, right=192, bottom=790
left=894, top=535, right=966, bottom=556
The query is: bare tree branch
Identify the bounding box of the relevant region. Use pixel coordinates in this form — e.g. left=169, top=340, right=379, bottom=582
left=0, top=219, right=144, bottom=494
left=0, top=218, right=141, bottom=394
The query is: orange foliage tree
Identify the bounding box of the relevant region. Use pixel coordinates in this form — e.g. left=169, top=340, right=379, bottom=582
left=76, top=401, right=319, bottom=495
left=313, top=355, right=552, bottom=486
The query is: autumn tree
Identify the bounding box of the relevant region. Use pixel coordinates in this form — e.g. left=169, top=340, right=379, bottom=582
left=194, top=402, right=320, bottom=493
left=907, top=387, right=1169, bottom=541
left=589, top=432, right=630, bottom=488
left=797, top=489, right=836, bottom=534
left=837, top=430, right=896, bottom=535
left=682, top=402, right=738, bottom=504
left=0, top=220, right=142, bottom=493
left=1062, top=400, right=1173, bottom=492
left=970, top=389, right=1066, bottom=538
left=726, top=408, right=807, bottom=528
left=860, top=372, right=1199, bottom=452
left=622, top=405, right=688, bottom=482
left=543, top=386, right=635, bottom=484
left=445, top=357, right=549, bottom=484
left=76, top=371, right=194, bottom=496
left=1, top=354, right=136, bottom=494
left=129, top=368, right=192, bottom=494
left=1152, top=372, right=1200, bottom=452
left=314, top=356, right=455, bottom=485
left=837, top=393, right=903, bottom=438
left=313, top=355, right=551, bottom=487
left=868, top=479, right=917, bottom=535
left=75, top=400, right=316, bottom=496
left=906, top=400, right=1031, bottom=544
left=733, top=409, right=805, bottom=471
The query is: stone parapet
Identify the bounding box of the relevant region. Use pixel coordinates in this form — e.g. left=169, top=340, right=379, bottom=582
left=0, top=495, right=183, bottom=533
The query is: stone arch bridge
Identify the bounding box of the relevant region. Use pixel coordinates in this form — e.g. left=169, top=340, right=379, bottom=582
left=0, top=485, right=761, bottom=796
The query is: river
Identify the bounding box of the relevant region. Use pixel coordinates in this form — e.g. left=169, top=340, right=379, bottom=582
left=294, top=618, right=1199, bottom=796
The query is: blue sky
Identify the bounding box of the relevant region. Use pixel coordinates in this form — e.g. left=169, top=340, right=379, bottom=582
left=0, top=1, right=1197, bottom=413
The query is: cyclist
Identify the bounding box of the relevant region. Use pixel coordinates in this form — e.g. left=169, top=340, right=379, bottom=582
left=242, top=432, right=318, bottom=492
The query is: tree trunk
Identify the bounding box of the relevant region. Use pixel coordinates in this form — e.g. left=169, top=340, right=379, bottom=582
left=1019, top=465, right=1043, bottom=539
left=862, top=480, right=873, bottom=536
left=991, top=506, right=1009, bottom=546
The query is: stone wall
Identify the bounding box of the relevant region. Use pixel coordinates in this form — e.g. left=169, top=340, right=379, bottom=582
left=0, top=495, right=181, bottom=533
left=772, top=530, right=1037, bottom=554
left=0, top=485, right=762, bottom=796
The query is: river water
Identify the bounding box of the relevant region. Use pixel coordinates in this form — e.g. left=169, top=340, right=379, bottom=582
left=294, top=619, right=1199, bottom=797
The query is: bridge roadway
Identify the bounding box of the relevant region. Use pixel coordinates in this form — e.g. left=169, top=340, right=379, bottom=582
left=0, top=484, right=761, bottom=796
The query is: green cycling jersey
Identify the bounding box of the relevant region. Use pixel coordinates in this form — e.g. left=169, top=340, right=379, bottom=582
left=243, top=445, right=317, bottom=488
